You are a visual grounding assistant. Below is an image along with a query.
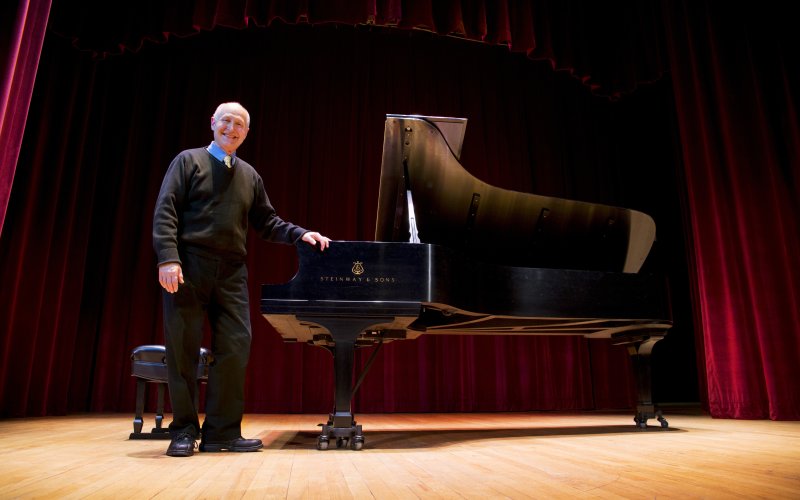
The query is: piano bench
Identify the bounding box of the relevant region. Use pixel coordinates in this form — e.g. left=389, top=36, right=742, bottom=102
left=128, top=344, right=212, bottom=440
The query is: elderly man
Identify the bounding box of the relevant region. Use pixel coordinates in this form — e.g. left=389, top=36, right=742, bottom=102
left=153, top=102, right=330, bottom=457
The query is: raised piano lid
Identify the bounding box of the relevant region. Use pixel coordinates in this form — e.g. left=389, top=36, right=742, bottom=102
left=385, top=114, right=468, bottom=160
left=375, top=114, right=656, bottom=273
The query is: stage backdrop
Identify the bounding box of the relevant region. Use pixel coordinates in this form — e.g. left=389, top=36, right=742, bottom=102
left=0, top=18, right=692, bottom=417
left=3, top=0, right=798, bottom=420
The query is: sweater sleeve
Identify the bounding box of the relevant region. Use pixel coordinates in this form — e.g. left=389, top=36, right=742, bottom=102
left=249, top=174, right=307, bottom=244
left=152, top=153, right=186, bottom=266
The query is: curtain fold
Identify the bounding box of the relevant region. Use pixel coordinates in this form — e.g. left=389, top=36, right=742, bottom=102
left=0, top=0, right=51, bottom=237
left=663, top=0, right=800, bottom=419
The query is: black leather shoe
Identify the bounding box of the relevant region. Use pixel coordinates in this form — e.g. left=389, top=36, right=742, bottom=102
left=199, top=436, right=263, bottom=452
left=166, top=433, right=197, bottom=457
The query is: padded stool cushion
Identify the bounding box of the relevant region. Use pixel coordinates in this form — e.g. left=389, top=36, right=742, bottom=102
left=131, top=344, right=212, bottom=381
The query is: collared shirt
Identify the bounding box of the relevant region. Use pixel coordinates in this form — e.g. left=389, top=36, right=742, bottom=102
left=206, top=141, right=236, bottom=167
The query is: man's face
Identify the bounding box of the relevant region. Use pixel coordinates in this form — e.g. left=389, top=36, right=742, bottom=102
left=211, top=108, right=249, bottom=154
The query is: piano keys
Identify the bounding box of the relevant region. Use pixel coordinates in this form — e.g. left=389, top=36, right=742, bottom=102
left=261, top=115, right=672, bottom=450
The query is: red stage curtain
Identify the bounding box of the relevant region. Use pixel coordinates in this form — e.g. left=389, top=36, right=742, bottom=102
left=0, top=0, right=51, bottom=236
left=0, top=22, right=687, bottom=417
left=4, top=0, right=797, bottom=423
left=664, top=1, right=800, bottom=419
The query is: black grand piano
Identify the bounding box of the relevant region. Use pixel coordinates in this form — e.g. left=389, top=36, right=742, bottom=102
left=261, top=115, right=672, bottom=450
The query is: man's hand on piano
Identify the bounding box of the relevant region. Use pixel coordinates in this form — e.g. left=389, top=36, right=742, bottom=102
left=158, top=263, right=184, bottom=293
left=301, top=232, right=331, bottom=251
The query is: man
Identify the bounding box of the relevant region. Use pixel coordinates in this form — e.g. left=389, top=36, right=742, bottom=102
left=153, top=102, right=330, bottom=457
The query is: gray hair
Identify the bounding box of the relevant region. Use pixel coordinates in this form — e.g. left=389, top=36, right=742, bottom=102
left=213, top=102, right=250, bottom=127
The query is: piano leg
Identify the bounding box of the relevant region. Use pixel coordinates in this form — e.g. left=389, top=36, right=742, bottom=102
left=300, top=316, right=393, bottom=450
left=616, top=333, right=669, bottom=429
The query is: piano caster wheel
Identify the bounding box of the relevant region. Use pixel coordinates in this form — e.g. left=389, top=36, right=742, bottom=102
left=317, top=437, right=329, bottom=450
left=336, top=437, right=347, bottom=449
left=350, top=436, right=364, bottom=451
left=634, top=416, right=648, bottom=429
left=657, top=415, right=669, bottom=428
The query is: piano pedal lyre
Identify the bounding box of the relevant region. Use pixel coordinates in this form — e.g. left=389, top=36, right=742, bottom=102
left=317, top=421, right=364, bottom=450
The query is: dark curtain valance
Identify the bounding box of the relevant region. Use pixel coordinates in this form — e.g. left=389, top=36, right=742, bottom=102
left=48, top=0, right=667, bottom=98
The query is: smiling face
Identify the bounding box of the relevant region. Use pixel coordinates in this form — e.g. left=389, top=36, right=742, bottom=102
left=211, top=103, right=250, bottom=154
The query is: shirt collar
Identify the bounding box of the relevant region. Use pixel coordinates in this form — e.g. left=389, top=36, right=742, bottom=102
left=206, top=142, right=236, bottom=165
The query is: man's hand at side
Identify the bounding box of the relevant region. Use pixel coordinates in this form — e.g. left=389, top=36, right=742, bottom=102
left=159, top=263, right=184, bottom=293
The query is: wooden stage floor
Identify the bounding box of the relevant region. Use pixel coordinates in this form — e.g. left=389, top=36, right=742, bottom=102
left=0, top=409, right=798, bottom=498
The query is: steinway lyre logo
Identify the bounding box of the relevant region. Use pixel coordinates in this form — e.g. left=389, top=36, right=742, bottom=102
left=318, top=260, right=396, bottom=284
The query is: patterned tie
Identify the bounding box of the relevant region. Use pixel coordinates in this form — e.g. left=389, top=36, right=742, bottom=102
left=223, top=155, right=232, bottom=169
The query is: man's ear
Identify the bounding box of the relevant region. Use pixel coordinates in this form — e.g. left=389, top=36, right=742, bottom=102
left=210, top=116, right=216, bottom=130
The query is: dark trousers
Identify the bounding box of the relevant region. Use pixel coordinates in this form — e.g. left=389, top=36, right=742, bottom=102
left=162, top=249, right=251, bottom=441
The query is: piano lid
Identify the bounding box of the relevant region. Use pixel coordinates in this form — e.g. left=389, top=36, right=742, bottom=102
left=374, top=114, right=656, bottom=273
left=386, top=114, right=467, bottom=160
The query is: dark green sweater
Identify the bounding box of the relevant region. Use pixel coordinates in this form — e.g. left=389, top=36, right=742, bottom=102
left=153, top=148, right=307, bottom=265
